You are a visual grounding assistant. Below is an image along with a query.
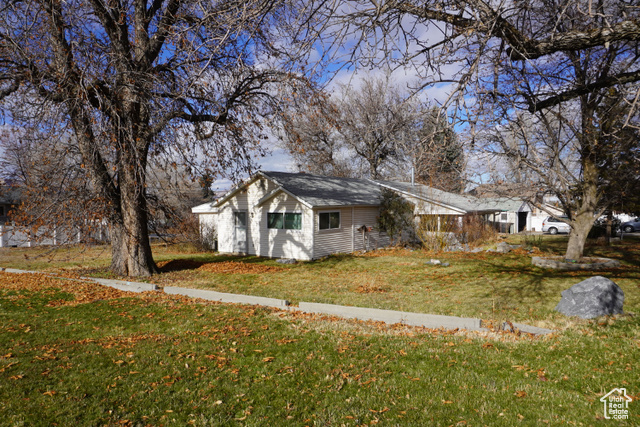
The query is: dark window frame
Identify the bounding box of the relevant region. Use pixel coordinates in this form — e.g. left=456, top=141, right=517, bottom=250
left=319, top=211, right=340, bottom=230
left=267, top=212, right=302, bottom=230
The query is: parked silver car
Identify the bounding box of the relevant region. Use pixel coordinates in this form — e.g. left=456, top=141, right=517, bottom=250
left=620, top=218, right=640, bottom=233
left=542, top=217, right=571, bottom=235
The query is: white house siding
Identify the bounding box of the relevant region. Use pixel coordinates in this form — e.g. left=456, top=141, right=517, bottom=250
left=351, top=207, right=389, bottom=251
left=313, top=206, right=389, bottom=258
left=313, top=207, right=354, bottom=258
left=198, top=213, right=217, bottom=233
left=400, top=194, right=464, bottom=216
left=216, top=207, right=234, bottom=253
left=217, top=177, right=279, bottom=255
left=259, top=193, right=313, bottom=260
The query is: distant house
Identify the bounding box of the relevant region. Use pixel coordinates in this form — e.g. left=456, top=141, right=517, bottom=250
left=467, top=183, right=565, bottom=232
left=0, top=186, right=111, bottom=247
left=193, top=172, right=560, bottom=260
left=193, top=171, right=389, bottom=260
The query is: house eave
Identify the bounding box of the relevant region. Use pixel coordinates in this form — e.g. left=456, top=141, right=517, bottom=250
left=213, top=173, right=266, bottom=208
left=373, top=181, right=468, bottom=214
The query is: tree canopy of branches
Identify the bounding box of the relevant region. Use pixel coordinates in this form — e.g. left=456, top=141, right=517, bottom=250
left=282, top=75, right=463, bottom=188
left=319, top=0, right=640, bottom=259
left=395, top=106, right=464, bottom=193
left=0, top=0, right=314, bottom=275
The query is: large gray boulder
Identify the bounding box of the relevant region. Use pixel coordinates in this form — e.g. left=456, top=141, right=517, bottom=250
left=555, top=276, right=624, bottom=319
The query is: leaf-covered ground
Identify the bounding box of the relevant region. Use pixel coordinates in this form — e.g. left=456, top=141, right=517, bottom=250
left=1, top=271, right=638, bottom=426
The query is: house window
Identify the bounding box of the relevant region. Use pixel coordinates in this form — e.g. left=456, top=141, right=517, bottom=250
left=319, top=212, right=340, bottom=230
left=0, top=206, right=4, bottom=216
left=234, top=212, right=247, bottom=227
left=501, top=213, right=508, bottom=221
left=267, top=212, right=302, bottom=230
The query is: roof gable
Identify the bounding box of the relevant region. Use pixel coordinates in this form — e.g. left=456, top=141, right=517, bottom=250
left=263, top=171, right=382, bottom=208
left=216, top=171, right=383, bottom=209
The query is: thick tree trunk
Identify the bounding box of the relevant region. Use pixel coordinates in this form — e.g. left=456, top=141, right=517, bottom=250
left=565, top=121, right=600, bottom=260
left=565, top=213, right=594, bottom=260
left=109, top=171, right=158, bottom=277
left=110, top=220, right=157, bottom=277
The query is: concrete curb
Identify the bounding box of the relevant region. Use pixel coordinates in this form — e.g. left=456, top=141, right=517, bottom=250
left=511, top=322, right=554, bottom=335
left=296, top=301, right=486, bottom=331
left=88, top=277, right=158, bottom=293
left=1, top=267, right=552, bottom=335
left=1, top=267, right=41, bottom=274
left=164, top=286, right=289, bottom=309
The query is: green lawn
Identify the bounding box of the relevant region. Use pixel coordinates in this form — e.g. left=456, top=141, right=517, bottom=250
left=2, top=234, right=639, bottom=330
left=0, top=271, right=639, bottom=426
left=1, top=236, right=639, bottom=425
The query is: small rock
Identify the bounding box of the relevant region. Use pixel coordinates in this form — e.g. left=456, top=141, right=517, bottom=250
left=495, top=242, right=512, bottom=253
left=277, top=258, right=297, bottom=265
left=555, top=276, right=624, bottom=319
left=441, top=262, right=450, bottom=267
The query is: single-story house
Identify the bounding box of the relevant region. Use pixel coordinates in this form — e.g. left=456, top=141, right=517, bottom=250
left=193, top=171, right=564, bottom=260
left=193, top=171, right=390, bottom=260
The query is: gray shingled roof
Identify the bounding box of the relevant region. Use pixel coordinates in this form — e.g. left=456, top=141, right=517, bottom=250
left=376, top=181, right=524, bottom=213
left=214, top=172, right=525, bottom=212
left=262, top=171, right=382, bottom=208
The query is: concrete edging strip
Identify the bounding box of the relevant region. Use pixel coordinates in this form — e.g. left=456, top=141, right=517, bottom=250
left=1, top=268, right=41, bottom=274
left=511, top=322, right=554, bottom=335
left=164, top=286, right=289, bottom=309
left=88, top=277, right=158, bottom=293
left=297, top=301, right=485, bottom=331
left=1, top=267, right=551, bottom=334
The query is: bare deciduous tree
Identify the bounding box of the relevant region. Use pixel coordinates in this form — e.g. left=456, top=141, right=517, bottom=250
left=338, top=76, right=414, bottom=179
left=317, top=0, right=640, bottom=259
left=280, top=91, right=355, bottom=177
left=282, top=75, right=463, bottom=186
left=0, top=0, right=314, bottom=275
left=394, top=106, right=464, bottom=193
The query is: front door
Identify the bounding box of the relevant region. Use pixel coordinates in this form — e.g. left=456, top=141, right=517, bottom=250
left=518, top=211, right=528, bottom=232
left=233, top=211, right=248, bottom=253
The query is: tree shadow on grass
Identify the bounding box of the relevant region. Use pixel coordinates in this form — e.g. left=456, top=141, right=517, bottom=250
left=474, top=258, right=639, bottom=308
left=157, top=253, right=297, bottom=272
left=584, top=241, right=640, bottom=268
